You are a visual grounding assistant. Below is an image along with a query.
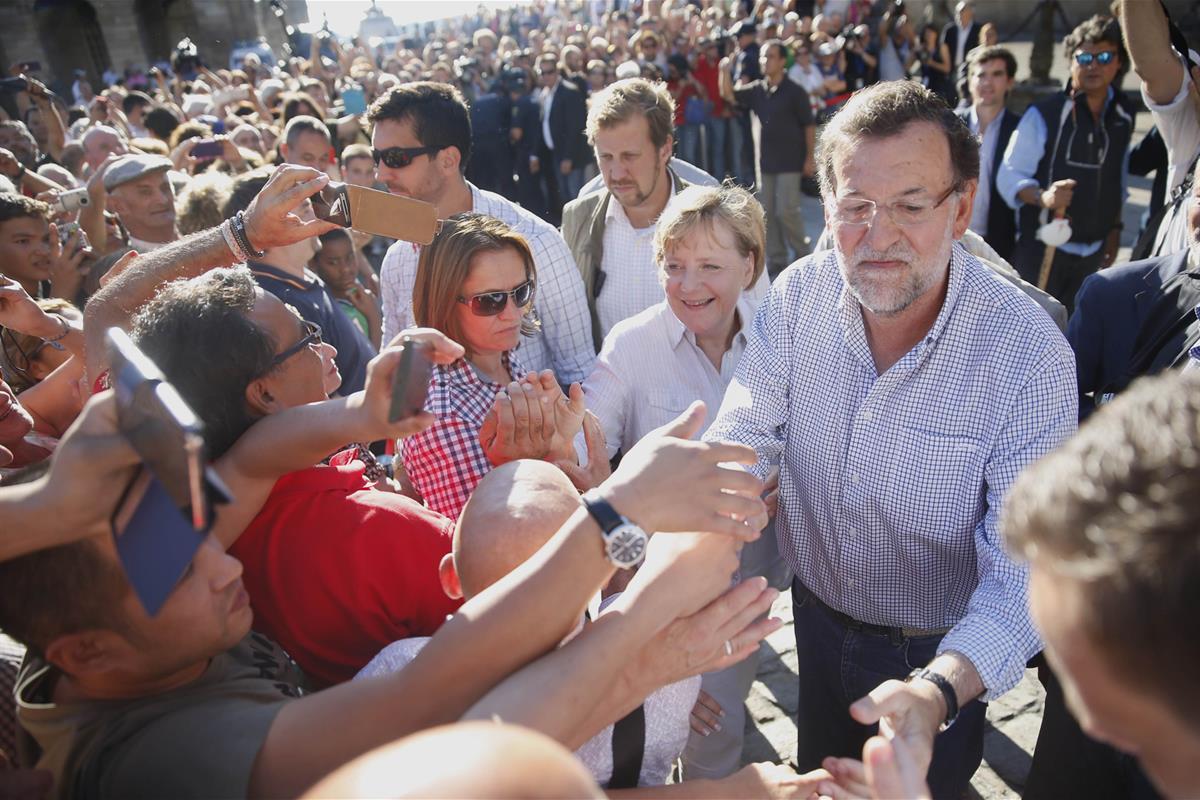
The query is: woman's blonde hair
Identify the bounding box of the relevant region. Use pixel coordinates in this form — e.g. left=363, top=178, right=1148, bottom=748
left=653, top=183, right=766, bottom=287
left=413, top=213, right=540, bottom=358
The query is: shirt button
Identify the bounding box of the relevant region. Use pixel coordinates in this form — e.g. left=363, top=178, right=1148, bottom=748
left=846, top=527, right=856, bottom=537
left=862, top=410, right=873, bottom=421
left=848, top=473, right=859, bottom=484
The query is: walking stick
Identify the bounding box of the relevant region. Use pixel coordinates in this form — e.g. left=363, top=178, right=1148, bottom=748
left=1037, top=209, right=1065, bottom=290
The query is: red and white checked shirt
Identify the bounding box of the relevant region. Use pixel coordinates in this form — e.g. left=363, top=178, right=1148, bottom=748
left=402, top=352, right=527, bottom=520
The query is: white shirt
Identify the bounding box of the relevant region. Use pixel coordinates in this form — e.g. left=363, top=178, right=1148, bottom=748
left=127, top=234, right=171, bottom=253
left=955, top=22, right=970, bottom=67
left=967, top=106, right=1001, bottom=238
left=1143, top=55, right=1200, bottom=257
left=583, top=293, right=759, bottom=460
left=379, top=182, right=596, bottom=383
left=596, top=197, right=671, bottom=339
left=541, top=81, right=558, bottom=151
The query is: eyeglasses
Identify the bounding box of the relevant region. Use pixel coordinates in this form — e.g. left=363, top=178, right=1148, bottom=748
left=0, top=326, right=61, bottom=385
left=828, top=184, right=959, bottom=228
left=265, top=319, right=322, bottom=372
left=458, top=279, right=535, bottom=316
left=372, top=145, right=446, bottom=169
left=1073, top=50, right=1116, bottom=67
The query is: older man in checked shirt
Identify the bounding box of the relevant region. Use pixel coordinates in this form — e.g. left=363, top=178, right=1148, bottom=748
left=705, top=81, right=1077, bottom=798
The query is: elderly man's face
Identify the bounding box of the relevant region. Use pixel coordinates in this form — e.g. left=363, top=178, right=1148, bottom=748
left=84, top=130, right=127, bottom=171
left=282, top=130, right=332, bottom=170
left=826, top=121, right=975, bottom=317
left=109, top=172, right=175, bottom=232
left=1029, top=565, right=1200, bottom=799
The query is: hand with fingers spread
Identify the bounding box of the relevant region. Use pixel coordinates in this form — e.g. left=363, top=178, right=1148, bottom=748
left=597, top=400, right=766, bottom=539
left=240, top=165, right=340, bottom=251
left=556, top=409, right=610, bottom=492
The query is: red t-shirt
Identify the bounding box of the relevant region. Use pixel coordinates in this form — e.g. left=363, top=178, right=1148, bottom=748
left=230, top=450, right=462, bottom=687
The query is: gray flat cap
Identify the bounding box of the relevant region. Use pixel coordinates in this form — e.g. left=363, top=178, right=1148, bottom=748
left=103, top=154, right=174, bottom=192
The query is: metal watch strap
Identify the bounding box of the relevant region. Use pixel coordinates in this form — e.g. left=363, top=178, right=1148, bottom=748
left=906, top=667, right=959, bottom=729
left=581, top=490, right=624, bottom=534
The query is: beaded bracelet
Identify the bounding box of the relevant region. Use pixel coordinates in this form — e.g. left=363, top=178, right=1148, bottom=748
left=220, top=218, right=247, bottom=262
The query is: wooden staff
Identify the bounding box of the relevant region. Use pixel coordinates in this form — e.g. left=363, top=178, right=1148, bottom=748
left=1037, top=209, right=1066, bottom=291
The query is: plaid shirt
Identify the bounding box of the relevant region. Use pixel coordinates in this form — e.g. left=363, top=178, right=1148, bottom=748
left=380, top=182, right=595, bottom=383
left=705, top=243, right=1078, bottom=699
left=402, top=353, right=527, bottom=520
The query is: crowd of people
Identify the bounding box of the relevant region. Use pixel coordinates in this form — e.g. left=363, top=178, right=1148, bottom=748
left=0, top=0, right=1199, bottom=798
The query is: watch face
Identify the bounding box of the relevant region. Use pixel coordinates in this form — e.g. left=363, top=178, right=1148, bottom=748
left=607, top=523, right=647, bottom=568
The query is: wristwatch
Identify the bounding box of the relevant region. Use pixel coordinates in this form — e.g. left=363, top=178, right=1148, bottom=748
left=906, top=667, right=959, bottom=730
left=582, top=490, right=648, bottom=570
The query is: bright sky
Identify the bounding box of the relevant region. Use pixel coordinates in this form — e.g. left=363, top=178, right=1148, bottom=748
left=305, top=0, right=528, bottom=38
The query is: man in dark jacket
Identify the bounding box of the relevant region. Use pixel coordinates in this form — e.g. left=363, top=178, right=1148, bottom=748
left=537, top=52, right=589, bottom=219
left=957, top=46, right=1020, bottom=262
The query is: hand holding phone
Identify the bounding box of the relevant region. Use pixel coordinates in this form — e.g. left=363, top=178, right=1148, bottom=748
left=310, top=180, right=440, bottom=244
left=190, top=138, right=223, bottom=161
left=388, top=336, right=434, bottom=423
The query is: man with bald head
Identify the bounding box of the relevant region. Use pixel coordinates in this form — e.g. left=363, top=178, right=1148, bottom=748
left=80, top=125, right=127, bottom=173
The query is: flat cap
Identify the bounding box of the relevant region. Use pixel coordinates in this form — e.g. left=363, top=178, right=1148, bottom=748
left=103, top=154, right=173, bottom=192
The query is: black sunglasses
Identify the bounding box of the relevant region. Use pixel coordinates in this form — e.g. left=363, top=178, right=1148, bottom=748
left=372, top=145, right=446, bottom=169
left=458, top=279, right=535, bottom=316
left=1074, top=50, right=1116, bottom=67
left=266, top=319, right=322, bottom=372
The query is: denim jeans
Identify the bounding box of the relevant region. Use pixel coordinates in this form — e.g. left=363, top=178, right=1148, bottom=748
left=792, top=578, right=986, bottom=800
left=704, top=117, right=726, bottom=179
left=728, top=114, right=754, bottom=187
left=677, top=123, right=702, bottom=170
left=555, top=161, right=588, bottom=207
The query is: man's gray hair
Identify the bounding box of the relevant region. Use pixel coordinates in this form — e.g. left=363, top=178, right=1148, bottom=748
left=816, top=81, right=979, bottom=197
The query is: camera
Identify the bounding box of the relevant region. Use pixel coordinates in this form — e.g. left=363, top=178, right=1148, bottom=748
left=57, top=187, right=90, bottom=214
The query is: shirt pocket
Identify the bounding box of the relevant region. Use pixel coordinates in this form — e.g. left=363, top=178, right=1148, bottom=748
left=882, top=427, right=986, bottom=543
left=642, top=390, right=695, bottom=435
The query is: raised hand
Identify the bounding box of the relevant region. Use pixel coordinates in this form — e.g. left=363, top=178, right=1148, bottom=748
left=241, top=165, right=340, bottom=250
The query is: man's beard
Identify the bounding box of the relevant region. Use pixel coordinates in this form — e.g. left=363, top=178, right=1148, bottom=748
left=839, top=216, right=955, bottom=317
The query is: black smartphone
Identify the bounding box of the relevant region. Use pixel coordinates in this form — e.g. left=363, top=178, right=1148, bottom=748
left=111, top=468, right=208, bottom=616
left=311, top=181, right=351, bottom=227
left=106, top=327, right=211, bottom=530
left=191, top=138, right=223, bottom=160
left=388, top=336, right=433, bottom=423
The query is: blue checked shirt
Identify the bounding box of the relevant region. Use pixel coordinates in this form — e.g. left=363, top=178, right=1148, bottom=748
left=705, top=244, right=1078, bottom=699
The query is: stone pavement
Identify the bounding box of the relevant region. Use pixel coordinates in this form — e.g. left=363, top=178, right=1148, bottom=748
left=739, top=594, right=1046, bottom=799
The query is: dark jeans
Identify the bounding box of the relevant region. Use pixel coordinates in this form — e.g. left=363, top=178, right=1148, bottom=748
left=1014, top=238, right=1104, bottom=315
left=792, top=578, right=986, bottom=800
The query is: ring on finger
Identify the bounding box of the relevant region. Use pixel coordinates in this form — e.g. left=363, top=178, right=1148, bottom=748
left=723, top=639, right=733, bottom=657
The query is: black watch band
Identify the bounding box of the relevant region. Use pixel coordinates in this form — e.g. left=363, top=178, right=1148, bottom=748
left=906, top=668, right=959, bottom=729
left=581, top=490, right=623, bottom=533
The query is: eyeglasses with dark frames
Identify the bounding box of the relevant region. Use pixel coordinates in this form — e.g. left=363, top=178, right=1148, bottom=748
left=264, top=319, right=323, bottom=373
left=458, top=279, right=536, bottom=316
left=372, top=145, right=448, bottom=169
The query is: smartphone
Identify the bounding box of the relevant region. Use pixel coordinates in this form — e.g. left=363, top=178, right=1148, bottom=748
left=111, top=468, right=208, bottom=616
left=20, top=61, right=41, bottom=72
left=191, top=138, right=223, bottom=160
left=388, top=336, right=433, bottom=423
left=106, top=327, right=211, bottom=530
left=311, top=180, right=440, bottom=244
left=341, top=86, right=367, bottom=115
left=56, top=187, right=90, bottom=213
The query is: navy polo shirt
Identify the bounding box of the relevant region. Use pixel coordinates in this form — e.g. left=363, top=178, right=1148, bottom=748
left=248, top=261, right=376, bottom=395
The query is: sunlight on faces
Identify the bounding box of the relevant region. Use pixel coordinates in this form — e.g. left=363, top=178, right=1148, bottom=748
left=594, top=115, right=671, bottom=212
left=827, top=122, right=973, bottom=317
left=968, top=58, right=1013, bottom=108
left=110, top=172, right=176, bottom=232
left=343, top=155, right=377, bottom=188
left=455, top=245, right=531, bottom=358
left=1029, top=565, right=1200, bottom=799
left=371, top=117, right=449, bottom=203
left=312, top=234, right=358, bottom=293
left=282, top=130, right=332, bottom=170
left=0, top=216, right=52, bottom=287
left=661, top=219, right=754, bottom=343
left=1070, top=42, right=1121, bottom=96
left=249, top=290, right=341, bottom=402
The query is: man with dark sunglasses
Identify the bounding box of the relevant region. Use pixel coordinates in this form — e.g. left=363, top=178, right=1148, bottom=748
left=997, top=14, right=1134, bottom=311
left=370, top=82, right=595, bottom=385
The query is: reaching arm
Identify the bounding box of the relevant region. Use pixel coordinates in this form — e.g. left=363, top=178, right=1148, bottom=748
left=248, top=403, right=766, bottom=798
left=1117, top=0, right=1184, bottom=106
left=84, top=165, right=338, bottom=384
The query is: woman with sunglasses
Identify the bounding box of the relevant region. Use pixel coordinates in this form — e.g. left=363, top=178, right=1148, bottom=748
left=403, top=213, right=562, bottom=520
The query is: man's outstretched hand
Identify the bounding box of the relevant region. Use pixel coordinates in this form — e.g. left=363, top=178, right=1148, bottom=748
left=242, top=165, right=340, bottom=251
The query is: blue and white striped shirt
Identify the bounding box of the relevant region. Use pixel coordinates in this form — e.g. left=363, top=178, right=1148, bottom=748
left=705, top=244, right=1078, bottom=699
